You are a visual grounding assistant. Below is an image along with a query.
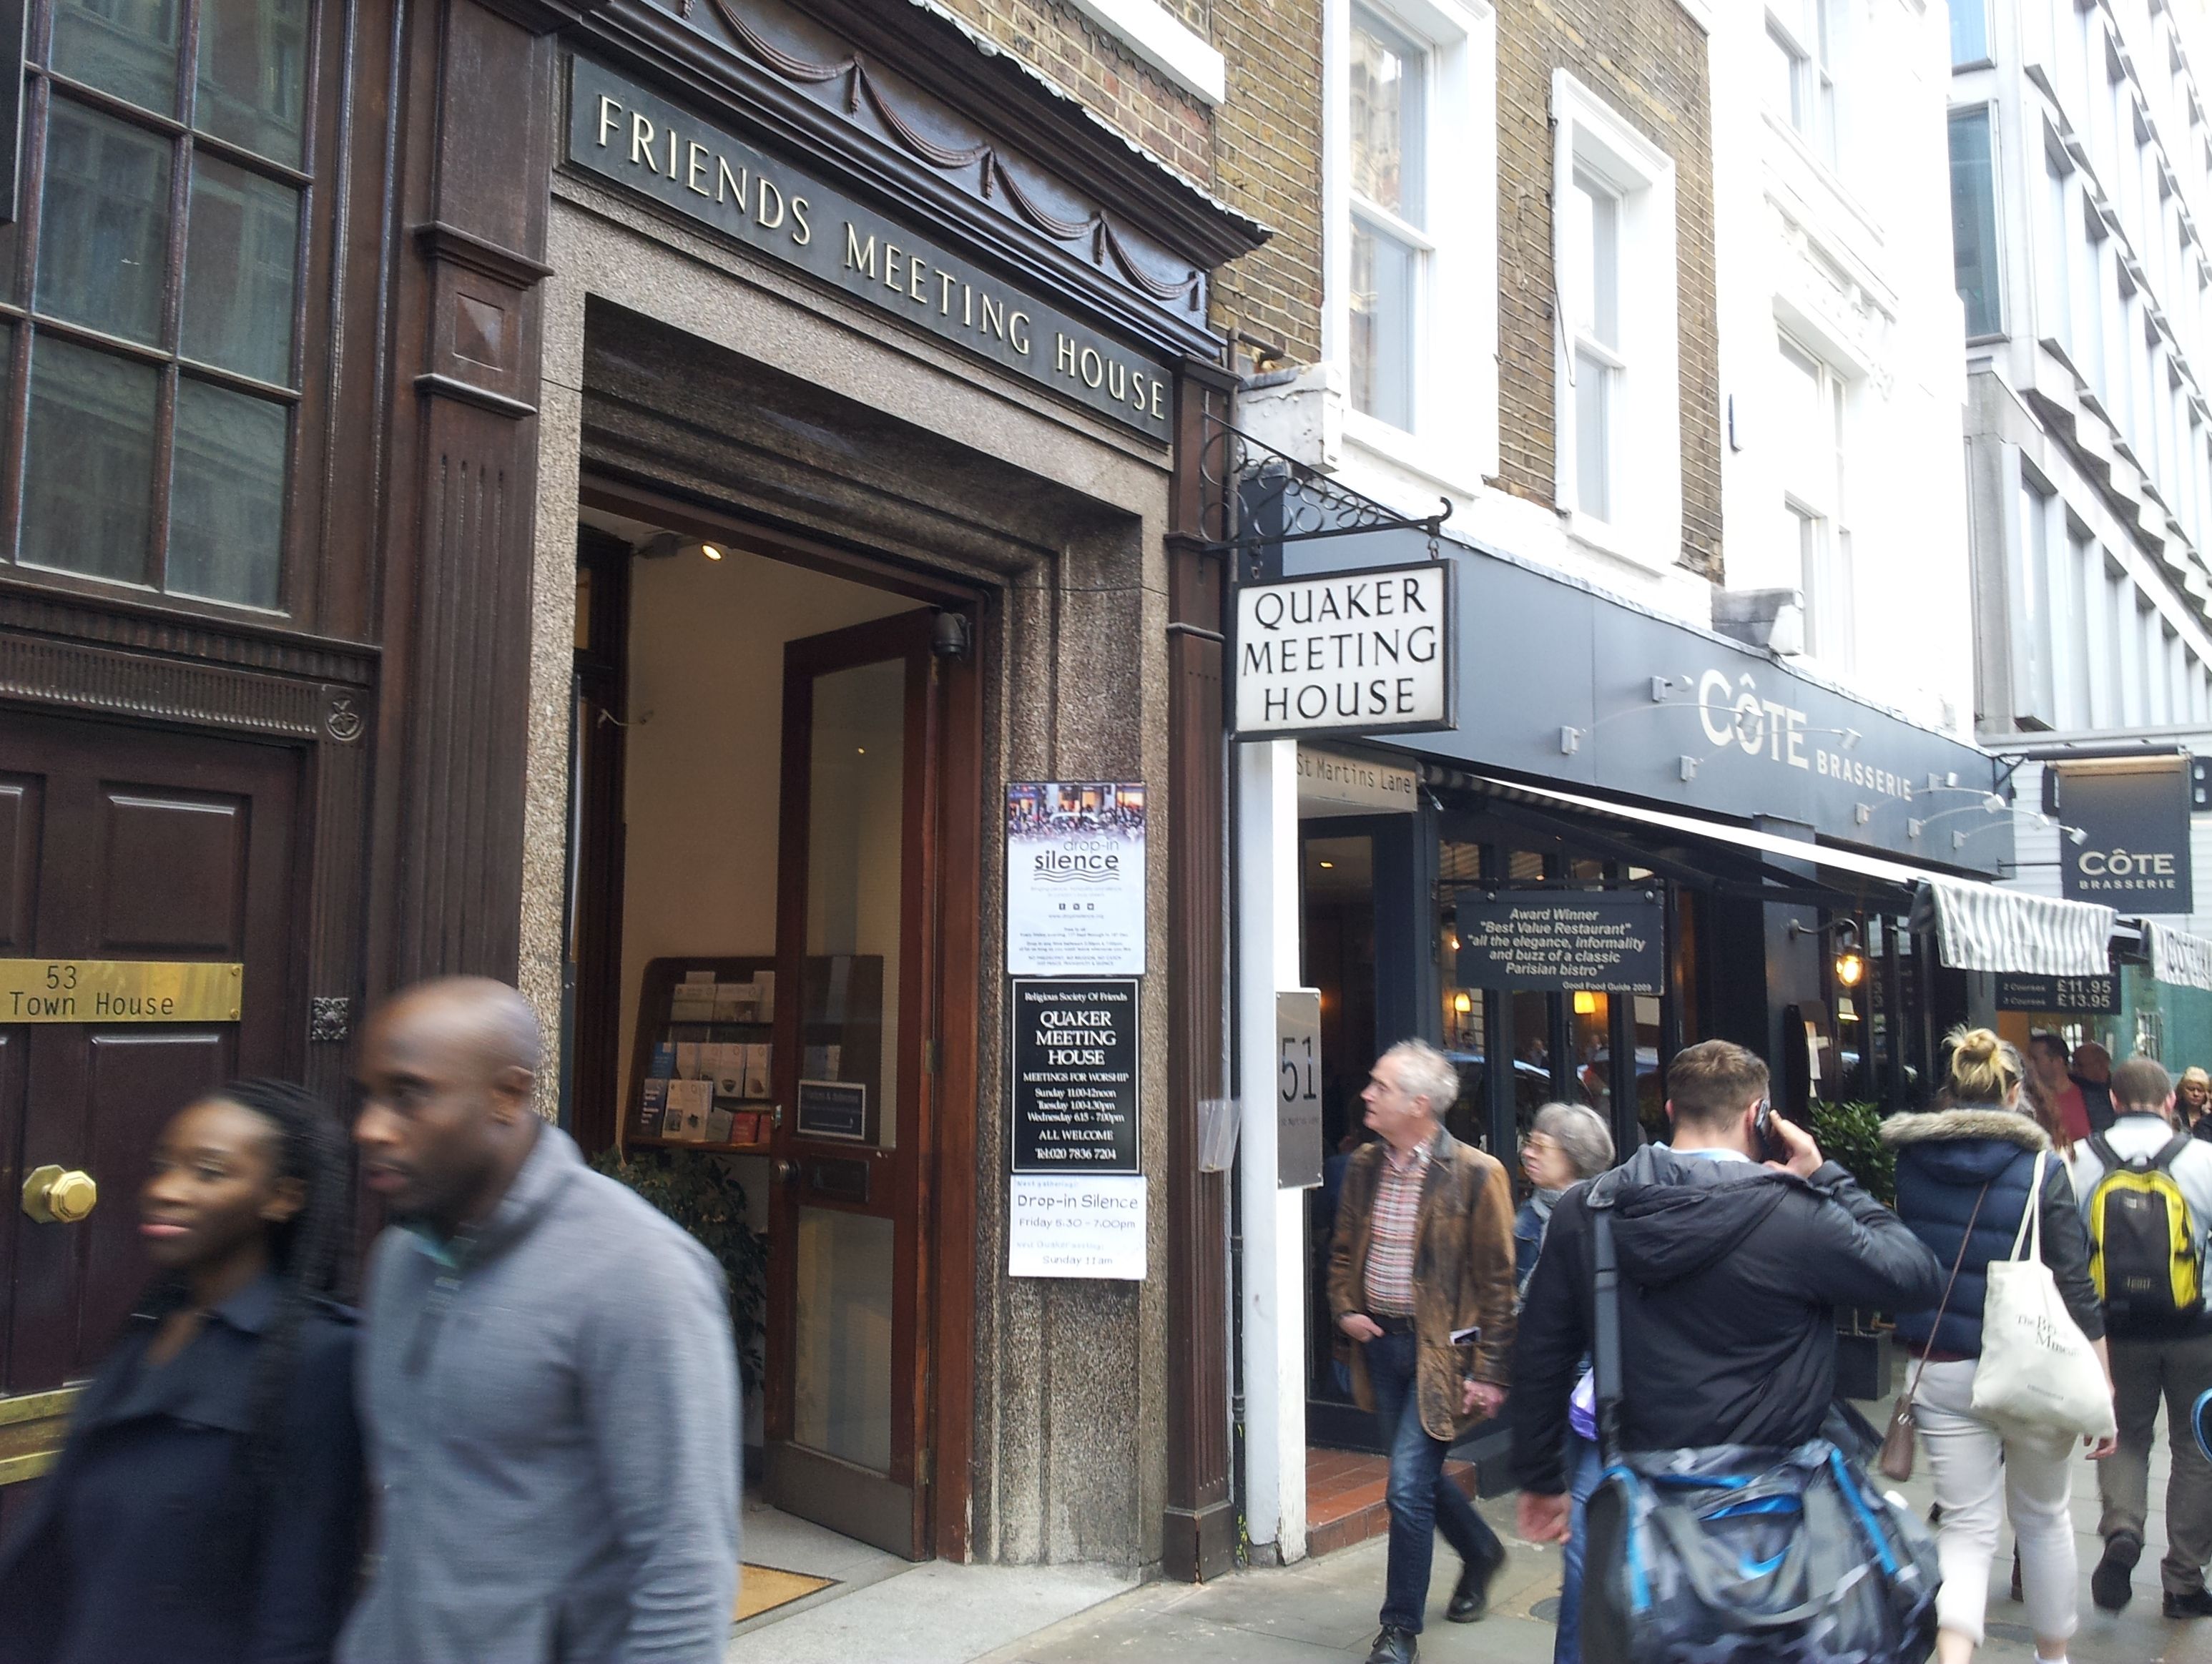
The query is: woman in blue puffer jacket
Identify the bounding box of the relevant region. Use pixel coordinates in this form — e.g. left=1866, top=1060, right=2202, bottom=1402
left=1881, top=1028, right=2116, bottom=1664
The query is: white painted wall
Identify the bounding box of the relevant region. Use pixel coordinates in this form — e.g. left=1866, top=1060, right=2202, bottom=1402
left=1708, top=0, right=1973, bottom=738
left=616, top=546, right=910, bottom=1101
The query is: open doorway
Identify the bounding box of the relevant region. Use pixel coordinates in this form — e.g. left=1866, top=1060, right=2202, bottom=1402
left=566, top=498, right=980, bottom=1576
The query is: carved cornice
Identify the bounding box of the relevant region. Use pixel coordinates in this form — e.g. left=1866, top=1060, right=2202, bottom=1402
left=414, top=221, right=559, bottom=287
left=573, top=0, right=1267, bottom=360
left=0, top=584, right=379, bottom=684
left=702, top=0, right=1204, bottom=308
left=0, top=632, right=332, bottom=739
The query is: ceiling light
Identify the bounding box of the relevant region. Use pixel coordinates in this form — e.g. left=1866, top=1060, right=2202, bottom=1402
left=700, top=542, right=724, bottom=561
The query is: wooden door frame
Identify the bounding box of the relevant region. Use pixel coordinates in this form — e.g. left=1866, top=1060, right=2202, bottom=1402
left=578, top=478, right=982, bottom=1561
left=764, top=611, right=934, bottom=1558
left=567, top=526, right=632, bottom=1153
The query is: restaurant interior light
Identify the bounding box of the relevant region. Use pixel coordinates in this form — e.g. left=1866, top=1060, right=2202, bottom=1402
left=1452, top=992, right=1473, bottom=1015
left=1572, top=990, right=1598, bottom=1015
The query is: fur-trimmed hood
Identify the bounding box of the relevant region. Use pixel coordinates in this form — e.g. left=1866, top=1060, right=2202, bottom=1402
left=1879, top=1107, right=2050, bottom=1153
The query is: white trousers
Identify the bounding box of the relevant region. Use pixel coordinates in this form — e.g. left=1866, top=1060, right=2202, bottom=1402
left=1914, top=1357, right=2080, bottom=1646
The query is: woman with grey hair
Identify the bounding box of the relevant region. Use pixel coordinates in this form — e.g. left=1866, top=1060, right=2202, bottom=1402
left=1515, top=1102, right=1614, bottom=1295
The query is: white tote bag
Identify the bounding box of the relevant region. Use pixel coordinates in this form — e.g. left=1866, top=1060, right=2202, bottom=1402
left=1972, top=1151, right=2116, bottom=1441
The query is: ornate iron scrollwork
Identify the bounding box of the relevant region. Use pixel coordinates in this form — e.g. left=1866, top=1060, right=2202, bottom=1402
left=1196, top=410, right=1453, bottom=583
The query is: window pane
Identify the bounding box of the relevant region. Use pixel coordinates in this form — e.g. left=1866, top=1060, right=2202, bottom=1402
left=1574, top=348, right=1610, bottom=521
left=51, top=0, right=181, bottom=116
left=1766, top=24, right=1804, bottom=126
left=38, top=99, right=172, bottom=345
left=168, top=377, right=285, bottom=606
left=1350, top=215, right=1415, bottom=429
left=196, top=0, right=310, bottom=165
left=1949, top=107, right=2002, bottom=336
left=182, top=156, right=298, bottom=385
left=1568, top=170, right=1618, bottom=348
left=1350, top=6, right=1423, bottom=227
left=21, top=336, right=157, bottom=585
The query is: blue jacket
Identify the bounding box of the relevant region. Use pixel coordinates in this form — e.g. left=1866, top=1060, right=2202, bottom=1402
left=1882, top=1106, right=2104, bottom=1358
left=0, top=1276, right=362, bottom=1664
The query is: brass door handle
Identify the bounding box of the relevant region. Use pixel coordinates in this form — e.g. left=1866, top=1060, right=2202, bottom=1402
left=21, top=1166, right=97, bottom=1224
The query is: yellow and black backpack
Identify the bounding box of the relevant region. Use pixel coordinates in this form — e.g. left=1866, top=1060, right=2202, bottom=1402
left=2086, top=1131, right=2203, bottom=1320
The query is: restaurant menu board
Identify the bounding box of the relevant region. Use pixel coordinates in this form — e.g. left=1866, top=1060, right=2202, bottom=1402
left=1005, top=782, right=1146, bottom=976
left=632, top=967, right=777, bottom=1146
left=1452, top=890, right=1664, bottom=995
left=1010, top=979, right=1139, bottom=1173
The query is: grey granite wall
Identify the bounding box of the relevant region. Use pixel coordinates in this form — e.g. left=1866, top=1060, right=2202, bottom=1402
left=520, top=184, right=1180, bottom=1571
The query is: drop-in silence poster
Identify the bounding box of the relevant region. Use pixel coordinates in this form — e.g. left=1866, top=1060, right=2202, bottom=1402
left=1005, top=782, right=1146, bottom=977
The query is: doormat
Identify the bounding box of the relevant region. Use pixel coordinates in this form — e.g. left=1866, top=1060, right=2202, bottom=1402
left=735, top=1563, right=837, bottom=1622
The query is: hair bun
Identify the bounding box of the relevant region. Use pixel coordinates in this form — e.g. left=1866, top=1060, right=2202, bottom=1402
left=1957, top=1028, right=2000, bottom=1063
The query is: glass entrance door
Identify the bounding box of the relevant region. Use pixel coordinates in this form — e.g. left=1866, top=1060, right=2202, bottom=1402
left=763, top=611, right=938, bottom=1558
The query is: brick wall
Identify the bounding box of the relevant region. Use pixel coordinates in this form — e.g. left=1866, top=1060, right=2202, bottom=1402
left=935, top=0, right=1215, bottom=185
left=1496, top=0, right=1721, bottom=577
left=1206, top=0, right=1323, bottom=365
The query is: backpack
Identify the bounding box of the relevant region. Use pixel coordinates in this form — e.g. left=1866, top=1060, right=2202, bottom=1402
left=2085, top=1131, right=2202, bottom=1321
left=1578, top=1198, right=1941, bottom=1664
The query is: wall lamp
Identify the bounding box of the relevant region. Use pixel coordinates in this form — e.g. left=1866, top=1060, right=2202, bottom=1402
left=1789, top=917, right=1866, bottom=988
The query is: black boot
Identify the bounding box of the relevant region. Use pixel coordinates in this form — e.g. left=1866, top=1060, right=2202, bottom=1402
left=1446, top=1546, right=1499, bottom=1623
left=2092, top=1532, right=2141, bottom=1612
left=1365, top=1625, right=1419, bottom=1663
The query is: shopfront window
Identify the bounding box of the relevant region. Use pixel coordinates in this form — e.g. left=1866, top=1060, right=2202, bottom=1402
left=8, top=0, right=313, bottom=610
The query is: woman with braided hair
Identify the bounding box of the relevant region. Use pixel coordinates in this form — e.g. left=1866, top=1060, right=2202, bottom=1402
left=0, top=1080, right=363, bottom=1663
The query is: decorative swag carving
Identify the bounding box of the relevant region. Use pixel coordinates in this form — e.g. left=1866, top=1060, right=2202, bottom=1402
left=690, top=0, right=1219, bottom=321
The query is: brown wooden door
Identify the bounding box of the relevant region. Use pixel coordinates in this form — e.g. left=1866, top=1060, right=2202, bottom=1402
left=762, top=611, right=939, bottom=1559
left=0, top=712, right=303, bottom=1420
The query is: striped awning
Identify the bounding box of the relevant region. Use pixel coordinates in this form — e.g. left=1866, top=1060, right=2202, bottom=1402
left=1922, top=880, right=2115, bottom=978
left=1453, top=775, right=2120, bottom=978
left=2148, top=921, right=2212, bottom=993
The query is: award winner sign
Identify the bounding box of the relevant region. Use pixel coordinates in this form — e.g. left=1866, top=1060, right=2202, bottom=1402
left=1454, top=891, right=1663, bottom=994
left=1011, top=979, right=1139, bottom=1173
left=1232, top=561, right=1455, bottom=738
left=566, top=59, right=1174, bottom=441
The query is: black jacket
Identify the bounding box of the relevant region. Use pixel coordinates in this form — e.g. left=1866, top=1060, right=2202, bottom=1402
left=0, top=1276, right=363, bottom=1664
left=1883, top=1107, right=2102, bottom=1358
left=1510, top=1145, right=1943, bottom=1495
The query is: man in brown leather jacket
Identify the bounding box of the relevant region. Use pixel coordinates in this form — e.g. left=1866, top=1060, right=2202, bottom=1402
left=1328, top=1038, right=1518, bottom=1664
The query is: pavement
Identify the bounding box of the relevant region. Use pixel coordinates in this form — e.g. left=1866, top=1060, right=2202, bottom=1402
left=968, top=1394, right=2212, bottom=1664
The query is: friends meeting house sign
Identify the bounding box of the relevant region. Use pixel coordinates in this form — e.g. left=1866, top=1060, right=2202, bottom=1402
left=1232, top=538, right=2003, bottom=871
left=565, top=59, right=1175, bottom=441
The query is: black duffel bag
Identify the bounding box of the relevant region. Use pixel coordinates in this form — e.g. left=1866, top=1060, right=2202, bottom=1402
left=1578, top=1200, right=1940, bottom=1663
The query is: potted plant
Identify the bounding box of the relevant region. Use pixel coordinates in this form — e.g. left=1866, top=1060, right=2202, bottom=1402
left=589, top=1147, right=769, bottom=1392
left=1809, top=1098, right=1898, bottom=1402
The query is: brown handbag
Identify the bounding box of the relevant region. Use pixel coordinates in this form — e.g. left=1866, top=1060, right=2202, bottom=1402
left=1879, top=1179, right=1992, bottom=1482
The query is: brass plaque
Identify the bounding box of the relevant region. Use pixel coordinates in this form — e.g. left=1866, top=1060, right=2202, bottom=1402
left=0, top=960, right=242, bottom=1023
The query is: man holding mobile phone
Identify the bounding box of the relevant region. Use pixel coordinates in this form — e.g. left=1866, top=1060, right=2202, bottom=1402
left=1510, top=1041, right=1941, bottom=1552
left=1327, top=1039, right=1518, bottom=1664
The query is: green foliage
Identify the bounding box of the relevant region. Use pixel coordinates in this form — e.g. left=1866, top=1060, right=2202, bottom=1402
left=589, top=1146, right=768, bottom=1392
left=1810, top=1098, right=1895, bottom=1208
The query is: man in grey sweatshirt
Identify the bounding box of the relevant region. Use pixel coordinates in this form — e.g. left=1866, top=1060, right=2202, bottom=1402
left=338, top=978, right=739, bottom=1664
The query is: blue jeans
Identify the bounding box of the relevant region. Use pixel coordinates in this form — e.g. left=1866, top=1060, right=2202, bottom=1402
left=1365, top=1331, right=1502, bottom=1633
left=1553, top=1432, right=1604, bottom=1663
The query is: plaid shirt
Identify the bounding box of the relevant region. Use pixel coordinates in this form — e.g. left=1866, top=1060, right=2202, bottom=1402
left=1362, top=1138, right=1431, bottom=1315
